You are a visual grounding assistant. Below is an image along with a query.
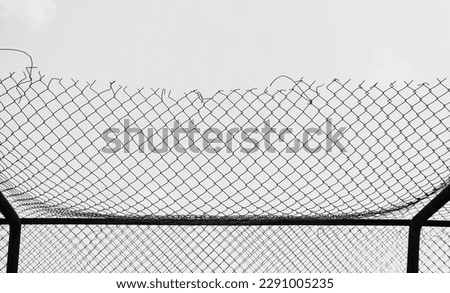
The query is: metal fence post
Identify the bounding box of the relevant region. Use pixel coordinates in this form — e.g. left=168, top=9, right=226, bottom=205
left=406, top=183, right=450, bottom=273
left=406, top=224, right=421, bottom=273
left=0, top=191, right=21, bottom=273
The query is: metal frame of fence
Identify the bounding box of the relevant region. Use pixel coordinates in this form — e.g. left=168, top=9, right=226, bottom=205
left=1, top=185, right=449, bottom=273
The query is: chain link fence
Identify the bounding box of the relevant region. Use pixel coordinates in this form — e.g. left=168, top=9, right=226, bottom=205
left=16, top=225, right=407, bottom=273
left=419, top=227, right=450, bottom=273
left=0, top=225, right=7, bottom=272
left=0, top=72, right=450, bottom=272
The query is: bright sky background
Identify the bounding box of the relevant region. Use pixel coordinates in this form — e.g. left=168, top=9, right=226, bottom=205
left=1, top=0, right=450, bottom=95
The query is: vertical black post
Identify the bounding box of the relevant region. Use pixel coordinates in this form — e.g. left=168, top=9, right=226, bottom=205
left=406, top=224, right=421, bottom=273
left=0, top=192, right=21, bottom=273
left=6, top=223, right=21, bottom=273
left=406, top=183, right=450, bottom=273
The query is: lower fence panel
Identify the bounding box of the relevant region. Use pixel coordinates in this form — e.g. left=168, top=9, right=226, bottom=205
left=419, top=227, right=450, bottom=273
left=16, top=225, right=408, bottom=273
left=0, top=225, right=8, bottom=273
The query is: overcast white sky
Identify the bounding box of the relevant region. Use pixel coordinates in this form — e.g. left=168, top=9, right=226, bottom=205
left=1, top=0, right=449, bottom=95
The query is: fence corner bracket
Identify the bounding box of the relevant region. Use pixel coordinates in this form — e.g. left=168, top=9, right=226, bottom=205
left=0, top=191, right=21, bottom=273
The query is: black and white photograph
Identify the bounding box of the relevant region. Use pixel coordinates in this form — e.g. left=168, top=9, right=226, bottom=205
left=0, top=0, right=449, bottom=292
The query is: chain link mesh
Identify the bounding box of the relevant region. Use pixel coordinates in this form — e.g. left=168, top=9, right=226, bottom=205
left=16, top=225, right=406, bottom=273
left=419, top=227, right=450, bottom=272
left=1, top=72, right=450, bottom=272
left=1, top=74, right=450, bottom=220
left=0, top=225, right=7, bottom=272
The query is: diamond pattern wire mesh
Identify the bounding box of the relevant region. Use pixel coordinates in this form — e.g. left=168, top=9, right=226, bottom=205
left=1, top=74, right=450, bottom=220
left=18, top=225, right=407, bottom=273
left=0, top=225, right=7, bottom=272
left=1, top=72, right=450, bottom=273
left=419, top=227, right=450, bottom=273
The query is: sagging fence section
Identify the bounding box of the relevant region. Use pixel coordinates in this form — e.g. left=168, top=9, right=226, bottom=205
left=1, top=73, right=450, bottom=272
